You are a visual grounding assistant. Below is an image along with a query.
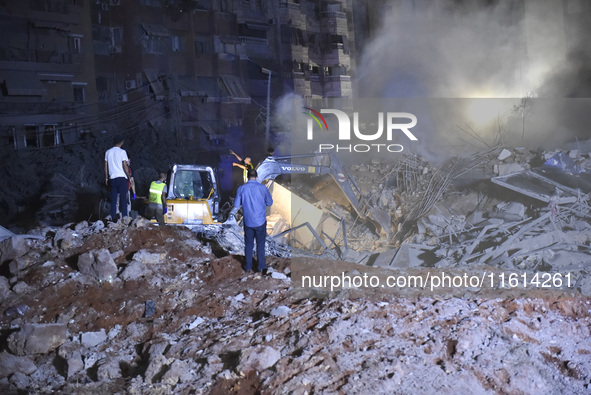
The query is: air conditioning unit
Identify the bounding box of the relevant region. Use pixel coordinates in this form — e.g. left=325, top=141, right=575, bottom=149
left=125, top=80, right=136, bottom=90
left=110, top=0, right=121, bottom=5
left=117, top=94, right=128, bottom=102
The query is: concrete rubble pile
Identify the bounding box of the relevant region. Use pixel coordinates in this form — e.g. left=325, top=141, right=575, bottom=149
left=281, top=147, right=590, bottom=295
left=0, top=147, right=590, bottom=393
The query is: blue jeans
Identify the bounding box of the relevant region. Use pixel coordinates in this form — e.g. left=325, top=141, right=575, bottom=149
left=110, top=177, right=129, bottom=219
left=244, top=222, right=267, bottom=272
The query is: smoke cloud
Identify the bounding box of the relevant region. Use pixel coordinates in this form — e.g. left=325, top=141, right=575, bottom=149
left=356, top=0, right=591, bottom=153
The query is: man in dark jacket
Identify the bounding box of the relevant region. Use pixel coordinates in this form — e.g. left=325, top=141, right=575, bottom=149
left=229, top=169, right=273, bottom=273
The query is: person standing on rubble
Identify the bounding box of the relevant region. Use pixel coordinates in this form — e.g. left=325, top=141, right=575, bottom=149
left=145, top=172, right=167, bottom=225
left=229, top=149, right=253, bottom=183
left=104, top=135, right=131, bottom=221
left=229, top=168, right=273, bottom=274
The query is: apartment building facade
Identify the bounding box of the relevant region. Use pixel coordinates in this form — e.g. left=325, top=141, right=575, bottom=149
left=1, top=0, right=358, bottom=156
left=0, top=0, right=97, bottom=150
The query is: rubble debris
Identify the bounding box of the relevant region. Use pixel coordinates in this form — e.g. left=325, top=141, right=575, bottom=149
left=80, top=330, right=107, bottom=348
left=77, top=248, right=118, bottom=283
left=497, top=148, right=512, bottom=160
left=0, top=353, right=37, bottom=378
left=491, top=170, right=583, bottom=203
left=0, top=145, right=590, bottom=393
left=7, top=324, right=68, bottom=356
left=238, top=345, right=281, bottom=373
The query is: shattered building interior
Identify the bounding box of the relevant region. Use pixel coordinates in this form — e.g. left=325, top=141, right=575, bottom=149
left=1, top=0, right=591, bottom=393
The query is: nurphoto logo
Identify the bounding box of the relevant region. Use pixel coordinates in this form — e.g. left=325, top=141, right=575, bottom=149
left=303, top=107, right=418, bottom=153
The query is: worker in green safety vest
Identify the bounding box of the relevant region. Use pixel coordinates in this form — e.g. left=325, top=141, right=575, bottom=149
left=145, top=172, right=167, bottom=225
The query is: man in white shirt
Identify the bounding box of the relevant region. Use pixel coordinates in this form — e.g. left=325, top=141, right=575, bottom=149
left=104, top=135, right=131, bottom=220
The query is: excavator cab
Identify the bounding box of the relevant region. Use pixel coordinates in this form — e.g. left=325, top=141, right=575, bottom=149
left=165, top=164, right=222, bottom=226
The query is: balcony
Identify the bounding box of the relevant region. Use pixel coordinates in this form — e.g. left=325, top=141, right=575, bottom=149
left=321, top=11, right=346, bottom=19
left=279, top=2, right=300, bottom=11
left=324, top=75, right=351, bottom=82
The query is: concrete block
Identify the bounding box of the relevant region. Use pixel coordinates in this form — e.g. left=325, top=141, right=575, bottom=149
left=497, top=149, right=512, bottom=161
left=0, top=237, right=30, bottom=264
left=66, top=351, right=84, bottom=378
left=0, top=352, right=37, bottom=378
left=497, top=163, right=525, bottom=176
left=80, top=329, right=107, bottom=348
left=238, top=345, right=280, bottom=373
left=7, top=323, right=67, bottom=356
left=0, top=276, right=11, bottom=300
left=270, top=305, right=290, bottom=317
left=77, top=248, right=117, bottom=282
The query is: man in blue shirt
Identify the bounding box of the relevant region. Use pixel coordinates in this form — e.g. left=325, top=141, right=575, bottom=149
left=230, top=168, right=273, bottom=273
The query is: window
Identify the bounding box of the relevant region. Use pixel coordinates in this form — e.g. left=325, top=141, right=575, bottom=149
left=92, top=26, right=123, bottom=55
left=70, top=36, right=81, bottom=54
left=171, top=36, right=186, bottom=53
left=143, top=36, right=168, bottom=54
left=24, top=125, right=39, bottom=148
left=111, top=27, right=123, bottom=53
left=73, top=86, right=85, bottom=102
left=42, top=125, right=63, bottom=147
left=195, top=37, right=213, bottom=54
left=238, top=23, right=267, bottom=42
left=173, top=170, right=212, bottom=199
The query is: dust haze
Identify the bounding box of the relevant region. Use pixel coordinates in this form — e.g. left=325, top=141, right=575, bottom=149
left=355, top=0, right=591, bottom=156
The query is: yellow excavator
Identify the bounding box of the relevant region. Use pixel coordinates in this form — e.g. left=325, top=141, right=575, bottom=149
left=163, top=164, right=224, bottom=226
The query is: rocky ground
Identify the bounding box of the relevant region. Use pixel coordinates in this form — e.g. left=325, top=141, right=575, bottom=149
left=1, top=216, right=590, bottom=394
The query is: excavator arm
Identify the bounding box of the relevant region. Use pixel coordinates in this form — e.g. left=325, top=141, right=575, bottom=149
left=256, top=153, right=370, bottom=220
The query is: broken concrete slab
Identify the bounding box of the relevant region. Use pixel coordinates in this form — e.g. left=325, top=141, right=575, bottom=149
left=66, top=352, right=84, bottom=378
left=131, top=249, right=166, bottom=265
left=238, top=345, right=281, bottom=373
left=496, top=162, right=525, bottom=176
left=161, top=359, right=195, bottom=385
left=80, top=329, right=107, bottom=348
left=491, top=170, right=582, bottom=203
left=497, top=148, right=512, bottom=161
left=0, top=236, right=31, bottom=264
left=54, top=228, right=84, bottom=250
left=144, top=354, right=169, bottom=384
left=490, top=202, right=527, bottom=222
left=8, top=254, right=38, bottom=276
left=119, top=260, right=149, bottom=281
left=96, top=357, right=122, bottom=381
left=371, top=244, right=435, bottom=268
left=77, top=248, right=118, bottom=282
left=0, top=352, right=37, bottom=378
left=0, top=276, right=11, bottom=300
left=270, top=305, right=290, bottom=317
left=7, top=323, right=67, bottom=356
